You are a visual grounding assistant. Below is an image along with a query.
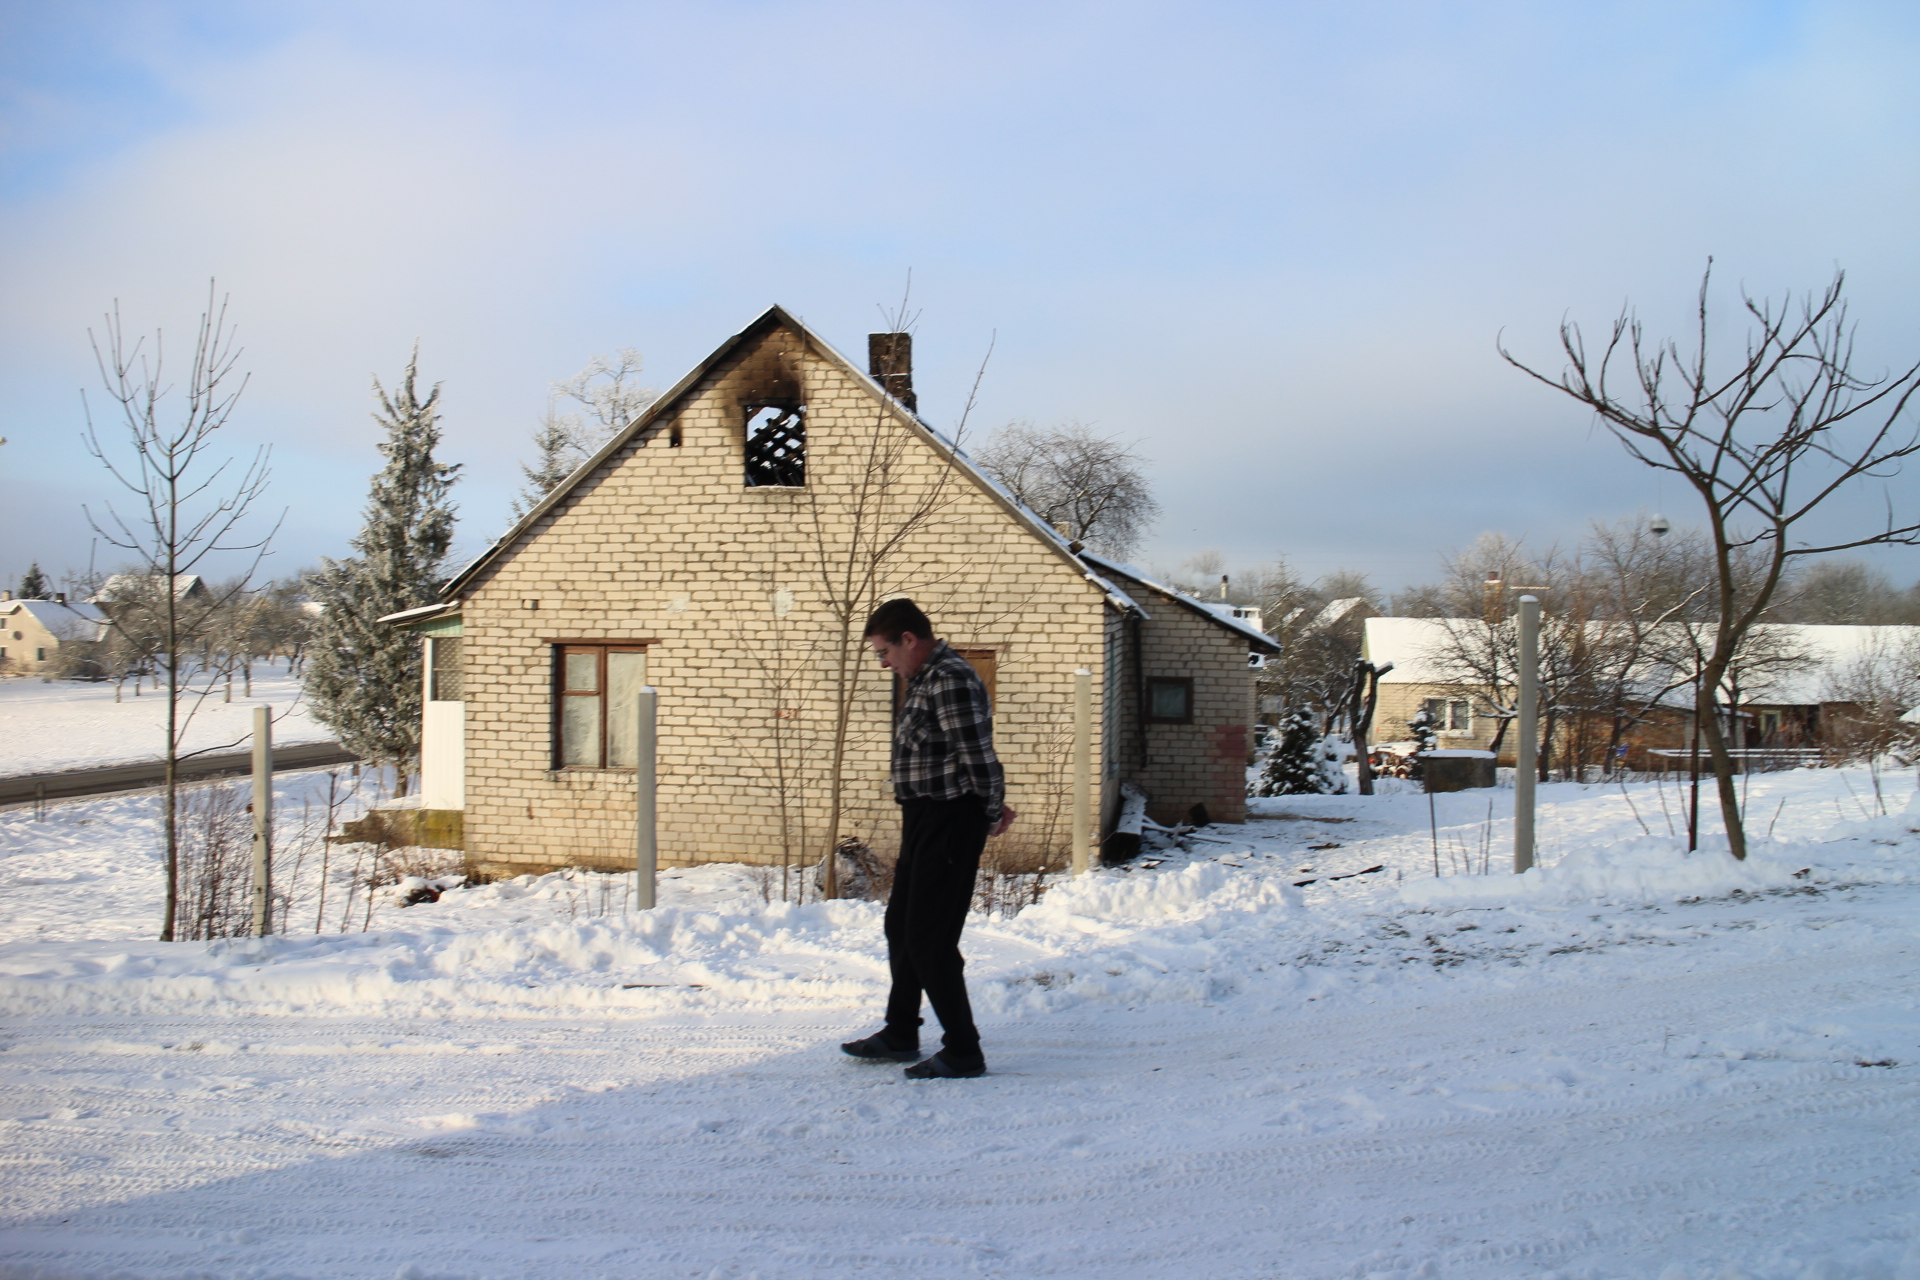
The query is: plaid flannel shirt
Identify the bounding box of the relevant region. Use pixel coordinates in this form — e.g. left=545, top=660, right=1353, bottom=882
left=892, top=640, right=1005, bottom=822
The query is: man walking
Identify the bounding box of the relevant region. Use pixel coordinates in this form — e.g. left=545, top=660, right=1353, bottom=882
left=841, top=598, right=1016, bottom=1079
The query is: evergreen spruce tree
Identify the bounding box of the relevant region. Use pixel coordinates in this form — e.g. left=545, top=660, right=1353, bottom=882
left=508, top=405, right=578, bottom=521
left=17, top=563, right=51, bottom=599
left=304, top=352, right=460, bottom=788
left=1255, top=706, right=1329, bottom=796
left=508, top=350, right=655, bottom=521
left=1316, top=736, right=1350, bottom=795
left=1406, top=707, right=1437, bottom=782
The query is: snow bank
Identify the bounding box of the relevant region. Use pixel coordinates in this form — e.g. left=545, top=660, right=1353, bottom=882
left=0, top=859, right=1312, bottom=1020
left=0, top=894, right=894, bottom=1019
left=1400, top=836, right=1807, bottom=908
left=1817, top=781, right=1920, bottom=845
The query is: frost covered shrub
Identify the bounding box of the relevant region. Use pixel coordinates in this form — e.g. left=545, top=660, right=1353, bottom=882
left=176, top=782, right=254, bottom=941
left=1406, top=709, right=1437, bottom=781
left=1255, top=707, right=1337, bottom=796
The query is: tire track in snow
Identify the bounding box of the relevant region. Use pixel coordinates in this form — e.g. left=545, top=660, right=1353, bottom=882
left=4, top=905, right=1918, bottom=1277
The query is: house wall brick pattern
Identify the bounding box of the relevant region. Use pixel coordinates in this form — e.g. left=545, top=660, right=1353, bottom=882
left=455, top=323, right=1120, bottom=875
left=1098, top=567, right=1254, bottom=826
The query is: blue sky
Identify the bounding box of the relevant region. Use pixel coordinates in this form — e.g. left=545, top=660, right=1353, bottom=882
left=4, top=0, right=1918, bottom=597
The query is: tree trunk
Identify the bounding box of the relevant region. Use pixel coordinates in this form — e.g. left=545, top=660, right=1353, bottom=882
left=1352, top=663, right=1378, bottom=796
left=821, top=622, right=857, bottom=900
left=1698, top=681, right=1746, bottom=859
left=161, top=584, right=180, bottom=942
left=1540, top=704, right=1556, bottom=782
left=1487, top=712, right=1512, bottom=758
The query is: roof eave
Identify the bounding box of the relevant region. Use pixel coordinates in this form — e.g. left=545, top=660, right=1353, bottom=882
left=1079, top=552, right=1281, bottom=653
left=377, top=601, right=461, bottom=629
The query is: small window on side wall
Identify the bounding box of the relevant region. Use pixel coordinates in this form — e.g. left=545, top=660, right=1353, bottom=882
left=1422, top=697, right=1472, bottom=732
left=1146, top=677, right=1193, bottom=724
left=556, top=644, right=649, bottom=768
left=428, top=636, right=464, bottom=701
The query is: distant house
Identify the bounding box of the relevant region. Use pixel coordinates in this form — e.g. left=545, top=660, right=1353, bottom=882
left=0, top=594, right=110, bottom=675
left=88, top=574, right=208, bottom=616
left=1362, top=616, right=1919, bottom=768
left=381, top=306, right=1276, bottom=877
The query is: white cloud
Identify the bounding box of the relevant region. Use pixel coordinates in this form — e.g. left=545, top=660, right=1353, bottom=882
left=5, top=0, right=1919, bottom=596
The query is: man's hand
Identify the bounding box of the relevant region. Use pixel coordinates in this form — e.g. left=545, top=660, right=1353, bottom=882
left=990, top=804, right=1018, bottom=838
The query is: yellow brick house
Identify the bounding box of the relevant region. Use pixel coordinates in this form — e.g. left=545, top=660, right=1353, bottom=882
left=385, top=307, right=1275, bottom=877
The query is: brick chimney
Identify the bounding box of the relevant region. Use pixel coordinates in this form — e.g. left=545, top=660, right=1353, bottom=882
left=868, top=332, right=916, bottom=413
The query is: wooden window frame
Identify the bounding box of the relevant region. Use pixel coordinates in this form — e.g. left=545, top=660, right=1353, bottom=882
left=1145, top=676, right=1193, bottom=725
left=552, top=642, right=649, bottom=770
left=1421, top=697, right=1473, bottom=732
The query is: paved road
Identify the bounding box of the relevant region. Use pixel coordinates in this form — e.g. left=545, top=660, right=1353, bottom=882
left=0, top=741, right=358, bottom=807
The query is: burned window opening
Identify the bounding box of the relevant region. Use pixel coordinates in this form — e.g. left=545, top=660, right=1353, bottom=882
left=744, top=404, right=806, bottom=487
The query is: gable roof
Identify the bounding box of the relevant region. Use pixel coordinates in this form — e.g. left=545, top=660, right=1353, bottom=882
left=90, top=573, right=206, bottom=603
left=1079, top=553, right=1282, bottom=653
left=2, top=598, right=110, bottom=639
left=440, top=306, right=1141, bottom=616
left=1309, top=597, right=1375, bottom=632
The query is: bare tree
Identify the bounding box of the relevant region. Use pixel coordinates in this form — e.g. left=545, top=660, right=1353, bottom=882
left=1776, top=558, right=1918, bottom=624
left=512, top=349, right=659, bottom=520
left=81, top=285, right=280, bottom=940
left=973, top=420, right=1160, bottom=558
left=1820, top=629, right=1920, bottom=766
left=1252, top=563, right=1382, bottom=732
left=802, top=345, right=993, bottom=898
left=1504, top=264, right=1920, bottom=857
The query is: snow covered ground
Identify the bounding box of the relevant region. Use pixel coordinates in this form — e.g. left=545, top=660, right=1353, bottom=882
left=0, top=667, right=330, bottom=776
left=2, top=766, right=1918, bottom=1279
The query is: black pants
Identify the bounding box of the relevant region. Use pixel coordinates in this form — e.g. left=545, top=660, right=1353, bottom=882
left=884, top=795, right=989, bottom=1058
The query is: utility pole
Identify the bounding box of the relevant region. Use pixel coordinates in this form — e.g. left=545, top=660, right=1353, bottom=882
left=1514, top=595, right=1539, bottom=873
left=1072, top=669, right=1092, bottom=875
left=250, top=705, right=273, bottom=936
left=634, top=686, right=658, bottom=909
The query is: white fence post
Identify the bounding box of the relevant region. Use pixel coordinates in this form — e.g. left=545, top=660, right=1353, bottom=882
left=1514, top=595, right=1539, bottom=874
left=1072, top=668, right=1092, bottom=876
left=250, top=705, right=273, bottom=937
left=635, top=686, right=658, bottom=910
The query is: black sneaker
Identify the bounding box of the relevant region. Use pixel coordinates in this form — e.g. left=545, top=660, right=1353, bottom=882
left=903, top=1050, right=986, bottom=1079
left=841, top=1033, right=920, bottom=1062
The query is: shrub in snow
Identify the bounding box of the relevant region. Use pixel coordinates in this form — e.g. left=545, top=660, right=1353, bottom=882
left=1406, top=709, right=1437, bottom=782
left=1255, top=707, right=1338, bottom=796
left=392, top=874, right=465, bottom=907
left=813, top=836, right=884, bottom=900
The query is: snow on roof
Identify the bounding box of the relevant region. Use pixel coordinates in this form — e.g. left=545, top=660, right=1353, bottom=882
left=1363, top=616, right=1919, bottom=705
left=376, top=602, right=459, bottom=627
left=89, top=575, right=206, bottom=606
left=1361, top=618, right=1460, bottom=683
left=90, top=573, right=205, bottom=603
left=1745, top=625, right=1918, bottom=705
left=1079, top=553, right=1281, bottom=653
left=3, top=599, right=110, bottom=638
left=1309, top=597, right=1371, bottom=632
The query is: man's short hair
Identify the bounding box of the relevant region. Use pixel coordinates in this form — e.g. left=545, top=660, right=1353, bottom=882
left=864, top=597, right=933, bottom=644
